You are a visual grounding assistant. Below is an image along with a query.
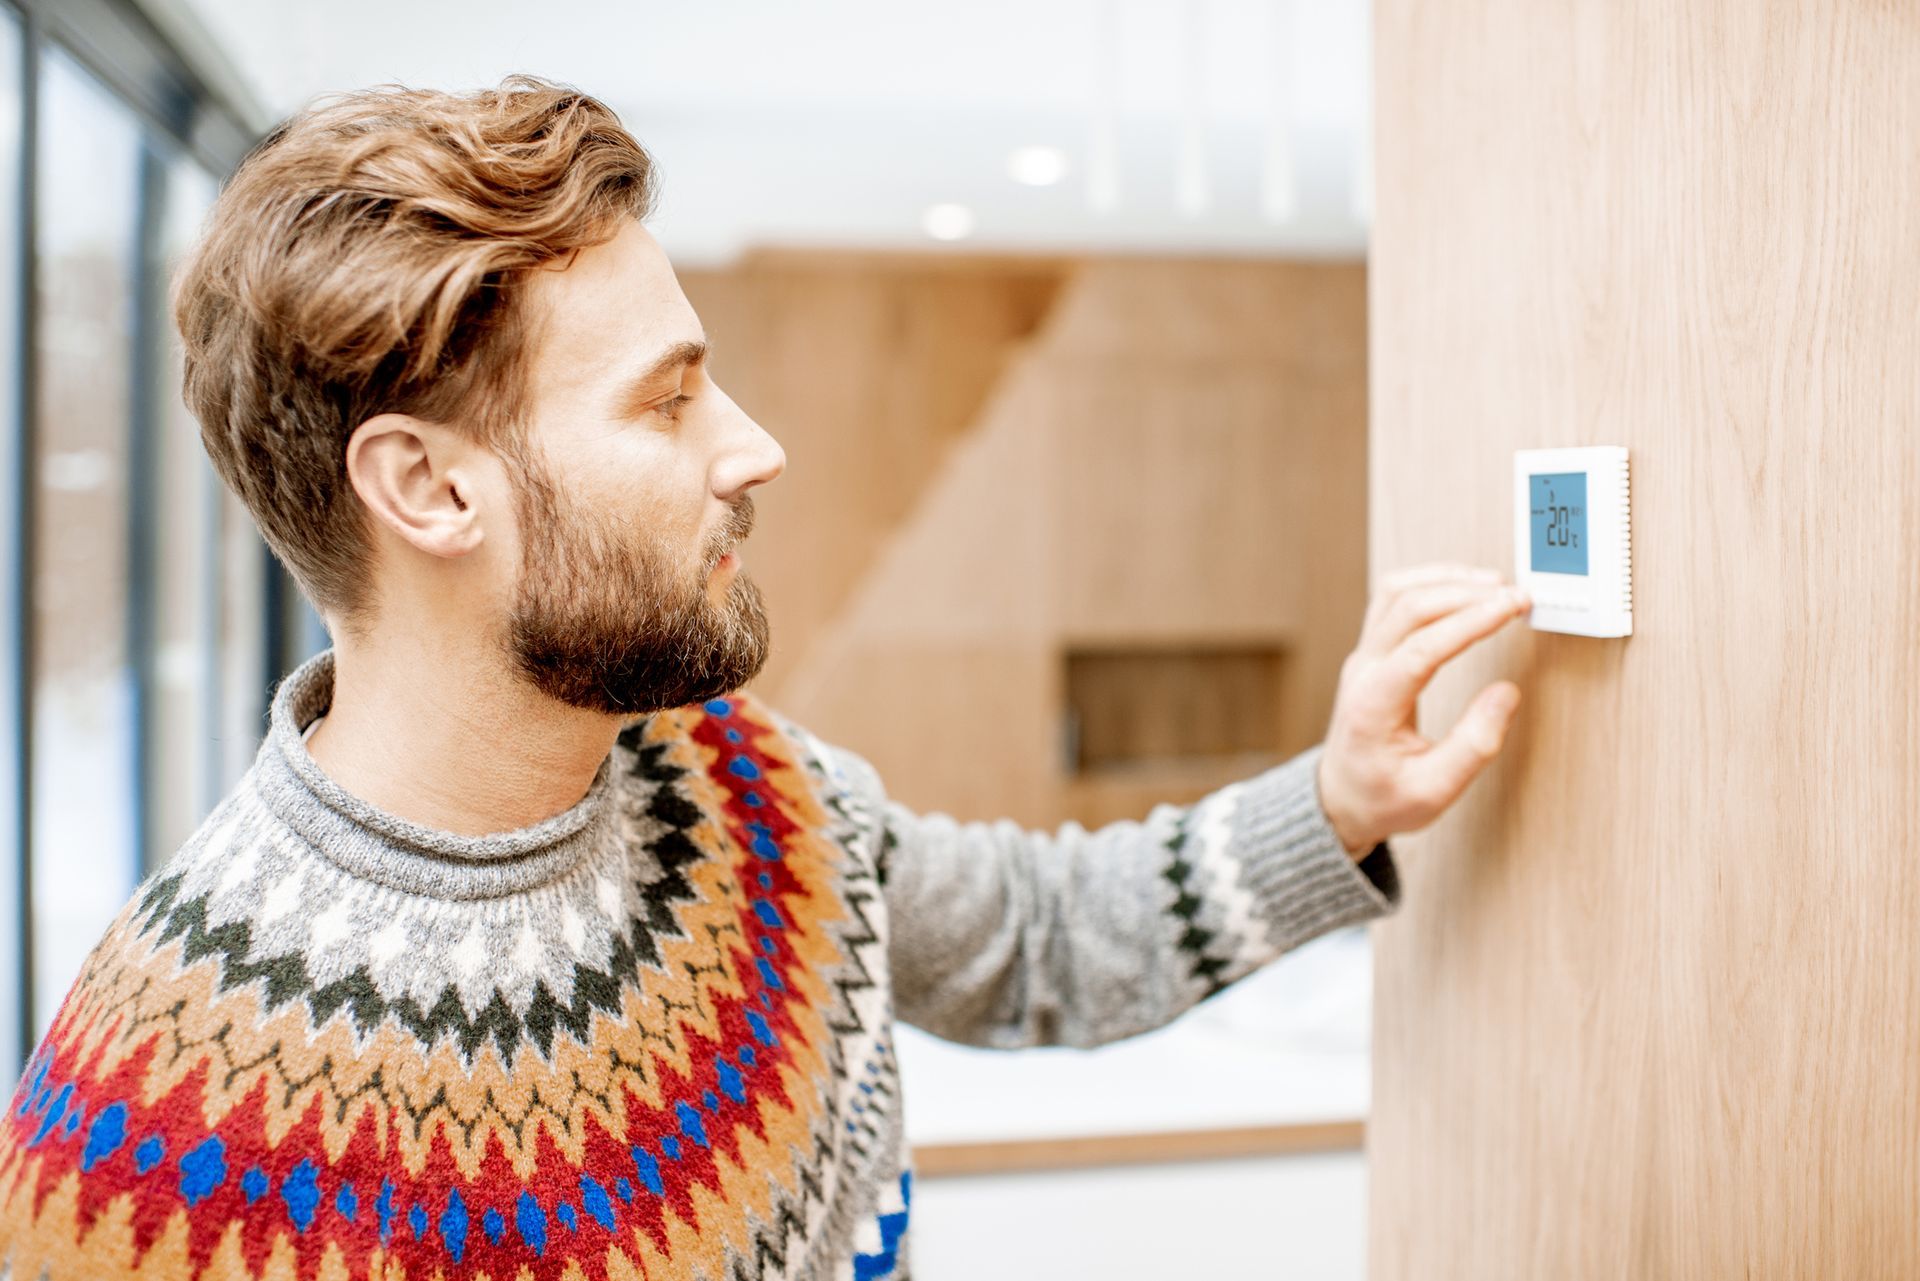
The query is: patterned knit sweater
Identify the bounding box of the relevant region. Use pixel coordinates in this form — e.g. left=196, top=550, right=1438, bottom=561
left=0, top=650, right=1398, bottom=1280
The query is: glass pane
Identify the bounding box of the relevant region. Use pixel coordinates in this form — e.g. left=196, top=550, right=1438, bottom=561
left=146, top=155, right=219, bottom=865
left=30, top=47, right=141, bottom=1037
left=0, top=6, right=24, bottom=1084
left=217, top=490, right=267, bottom=792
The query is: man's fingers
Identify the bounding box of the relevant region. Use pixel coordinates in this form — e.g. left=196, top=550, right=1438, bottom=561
left=1406, top=680, right=1522, bottom=813
left=1377, top=563, right=1504, bottom=596
left=1364, top=563, right=1507, bottom=637
left=1362, top=580, right=1514, bottom=658
left=1379, top=589, right=1529, bottom=705
left=1379, top=563, right=1505, bottom=592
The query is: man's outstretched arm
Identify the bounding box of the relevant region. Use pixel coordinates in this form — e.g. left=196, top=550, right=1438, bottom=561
left=827, top=739, right=1396, bottom=1049
left=805, top=564, right=1529, bottom=1050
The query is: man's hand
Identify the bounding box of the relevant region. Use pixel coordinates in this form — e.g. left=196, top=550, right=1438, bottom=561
left=1316, top=563, right=1531, bottom=855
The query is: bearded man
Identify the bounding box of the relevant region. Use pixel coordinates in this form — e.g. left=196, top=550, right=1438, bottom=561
left=0, top=78, right=1528, bottom=1281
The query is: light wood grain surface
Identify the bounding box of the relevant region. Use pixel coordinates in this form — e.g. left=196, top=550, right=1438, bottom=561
left=1369, top=2, right=1920, bottom=1277
left=770, top=257, right=1368, bottom=830
left=913, top=1119, right=1365, bottom=1180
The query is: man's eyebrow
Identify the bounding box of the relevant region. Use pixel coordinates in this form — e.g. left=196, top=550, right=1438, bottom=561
left=611, top=339, right=708, bottom=414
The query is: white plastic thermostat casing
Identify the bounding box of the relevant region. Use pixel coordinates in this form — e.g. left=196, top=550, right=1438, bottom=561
left=1513, top=446, right=1633, bottom=638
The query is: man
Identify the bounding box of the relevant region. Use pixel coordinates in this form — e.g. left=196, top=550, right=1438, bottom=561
left=0, top=78, right=1527, bottom=1280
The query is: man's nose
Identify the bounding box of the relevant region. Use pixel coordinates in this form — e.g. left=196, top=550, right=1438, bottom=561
left=713, top=401, right=786, bottom=499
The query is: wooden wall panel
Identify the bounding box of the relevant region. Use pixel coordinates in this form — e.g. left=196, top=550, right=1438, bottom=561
left=1369, top=3, right=1920, bottom=1277
left=776, top=258, right=1368, bottom=830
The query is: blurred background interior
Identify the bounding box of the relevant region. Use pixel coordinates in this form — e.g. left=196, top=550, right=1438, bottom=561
left=0, top=1, right=1375, bottom=1275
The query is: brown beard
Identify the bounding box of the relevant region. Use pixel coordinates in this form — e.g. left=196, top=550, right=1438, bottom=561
left=502, top=450, right=770, bottom=715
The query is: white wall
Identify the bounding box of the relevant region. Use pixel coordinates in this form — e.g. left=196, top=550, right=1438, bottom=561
left=912, top=1152, right=1367, bottom=1280
left=899, top=928, right=1372, bottom=1276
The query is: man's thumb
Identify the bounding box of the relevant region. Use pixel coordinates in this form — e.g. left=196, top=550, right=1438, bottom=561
left=1411, top=681, right=1521, bottom=811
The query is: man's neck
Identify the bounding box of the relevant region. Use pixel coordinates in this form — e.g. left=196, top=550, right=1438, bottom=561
left=304, top=632, right=622, bottom=837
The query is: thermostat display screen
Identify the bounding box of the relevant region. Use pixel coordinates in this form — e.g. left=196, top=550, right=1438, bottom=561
left=1514, top=446, right=1629, bottom=637
left=1529, top=472, right=1589, bottom=576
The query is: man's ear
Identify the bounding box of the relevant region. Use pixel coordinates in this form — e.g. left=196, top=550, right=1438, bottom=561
left=344, top=413, right=487, bottom=559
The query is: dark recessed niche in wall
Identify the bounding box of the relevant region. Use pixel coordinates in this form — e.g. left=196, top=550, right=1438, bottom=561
left=1063, top=644, right=1289, bottom=774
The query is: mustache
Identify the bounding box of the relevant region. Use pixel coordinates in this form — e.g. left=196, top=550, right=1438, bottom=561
left=707, top=496, right=756, bottom=566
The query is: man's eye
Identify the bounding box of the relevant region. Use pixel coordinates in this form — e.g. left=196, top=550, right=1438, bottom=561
left=654, top=393, right=692, bottom=421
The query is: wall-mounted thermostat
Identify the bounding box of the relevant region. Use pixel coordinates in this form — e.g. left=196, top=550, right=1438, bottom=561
left=1513, top=447, right=1632, bottom=637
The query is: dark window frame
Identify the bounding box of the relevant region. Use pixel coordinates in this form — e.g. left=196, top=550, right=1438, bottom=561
left=2, top=0, right=265, bottom=1078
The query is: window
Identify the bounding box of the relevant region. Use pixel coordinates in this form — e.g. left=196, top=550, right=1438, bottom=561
left=0, top=2, right=262, bottom=1079
left=0, top=2, right=24, bottom=1080
left=147, top=155, right=223, bottom=862
left=29, top=46, right=143, bottom=1035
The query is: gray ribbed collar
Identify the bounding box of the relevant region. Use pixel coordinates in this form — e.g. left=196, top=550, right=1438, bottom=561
left=253, top=649, right=622, bottom=901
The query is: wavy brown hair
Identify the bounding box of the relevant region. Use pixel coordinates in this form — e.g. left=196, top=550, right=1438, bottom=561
left=173, top=75, right=656, bottom=624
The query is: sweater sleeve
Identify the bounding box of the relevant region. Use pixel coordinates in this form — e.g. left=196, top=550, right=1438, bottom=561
left=809, top=738, right=1400, bottom=1051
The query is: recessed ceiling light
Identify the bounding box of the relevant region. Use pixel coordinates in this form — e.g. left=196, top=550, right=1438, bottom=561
left=1007, top=145, right=1069, bottom=187
left=921, top=203, right=977, bottom=242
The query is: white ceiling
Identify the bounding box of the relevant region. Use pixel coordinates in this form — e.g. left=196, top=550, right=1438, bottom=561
left=168, top=0, right=1372, bottom=265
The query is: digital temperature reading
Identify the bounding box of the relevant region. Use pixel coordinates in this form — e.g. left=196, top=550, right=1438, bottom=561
left=1512, top=447, right=1632, bottom=638
left=1529, top=472, right=1589, bottom=576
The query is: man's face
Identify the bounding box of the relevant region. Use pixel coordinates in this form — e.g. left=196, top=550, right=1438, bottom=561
left=500, top=220, right=786, bottom=715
